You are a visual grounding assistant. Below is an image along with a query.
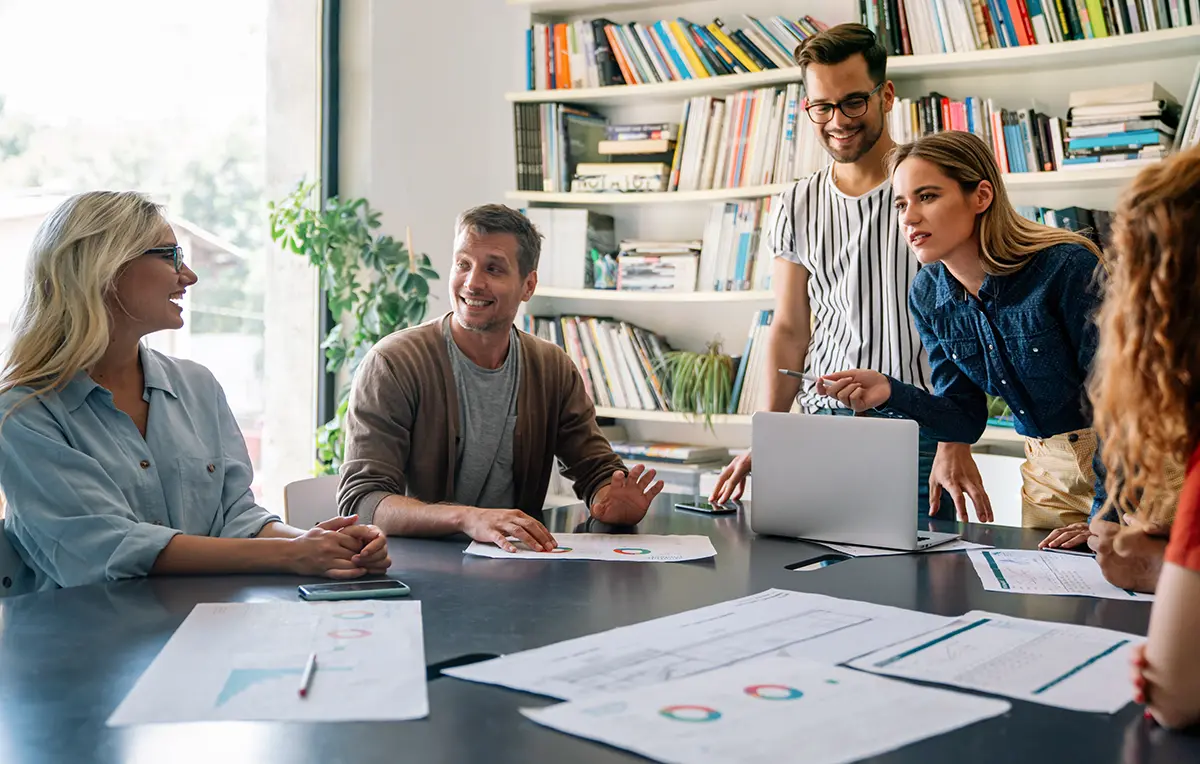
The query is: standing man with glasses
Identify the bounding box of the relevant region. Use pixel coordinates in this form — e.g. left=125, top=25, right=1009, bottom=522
left=712, top=23, right=991, bottom=524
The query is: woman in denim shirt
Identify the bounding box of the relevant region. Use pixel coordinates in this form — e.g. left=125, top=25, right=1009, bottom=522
left=0, top=191, right=390, bottom=591
left=818, top=131, right=1104, bottom=549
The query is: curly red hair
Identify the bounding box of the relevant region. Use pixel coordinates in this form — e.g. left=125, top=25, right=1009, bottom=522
left=1090, top=145, right=1200, bottom=523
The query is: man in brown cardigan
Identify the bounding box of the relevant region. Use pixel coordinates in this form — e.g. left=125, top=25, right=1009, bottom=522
left=337, top=204, right=664, bottom=552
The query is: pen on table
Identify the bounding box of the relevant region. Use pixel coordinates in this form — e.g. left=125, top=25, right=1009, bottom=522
left=298, top=652, right=317, bottom=698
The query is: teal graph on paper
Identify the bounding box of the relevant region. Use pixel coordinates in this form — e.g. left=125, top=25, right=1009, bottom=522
left=217, top=666, right=351, bottom=707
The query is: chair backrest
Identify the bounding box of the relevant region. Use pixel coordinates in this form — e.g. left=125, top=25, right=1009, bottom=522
left=283, top=475, right=340, bottom=529
left=0, top=525, right=28, bottom=598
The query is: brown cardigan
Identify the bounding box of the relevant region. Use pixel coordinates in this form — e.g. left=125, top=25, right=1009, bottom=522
left=337, top=314, right=624, bottom=521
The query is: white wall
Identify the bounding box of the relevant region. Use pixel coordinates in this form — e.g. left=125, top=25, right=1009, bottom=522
left=340, top=0, right=529, bottom=311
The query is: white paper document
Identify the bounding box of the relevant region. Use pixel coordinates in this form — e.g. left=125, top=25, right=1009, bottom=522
left=464, top=533, right=716, bottom=562
left=444, top=588, right=952, bottom=700
left=819, top=539, right=992, bottom=558
left=968, top=549, right=1155, bottom=601
left=108, top=601, right=428, bottom=725
left=850, top=610, right=1142, bottom=713
left=522, top=657, right=1010, bottom=764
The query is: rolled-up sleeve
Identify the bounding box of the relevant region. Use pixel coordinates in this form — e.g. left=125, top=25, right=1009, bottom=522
left=0, top=406, right=180, bottom=588
left=212, top=382, right=280, bottom=538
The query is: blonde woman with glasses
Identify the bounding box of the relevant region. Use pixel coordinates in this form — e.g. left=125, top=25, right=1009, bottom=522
left=817, top=131, right=1106, bottom=548
left=0, top=191, right=389, bottom=591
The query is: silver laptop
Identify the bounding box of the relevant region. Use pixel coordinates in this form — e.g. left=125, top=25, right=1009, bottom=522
left=749, top=412, right=960, bottom=551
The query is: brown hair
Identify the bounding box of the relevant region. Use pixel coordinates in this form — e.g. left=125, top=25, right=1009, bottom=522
left=1090, top=145, right=1200, bottom=524
left=887, top=131, right=1101, bottom=276
left=454, top=204, right=542, bottom=277
left=794, top=23, right=887, bottom=85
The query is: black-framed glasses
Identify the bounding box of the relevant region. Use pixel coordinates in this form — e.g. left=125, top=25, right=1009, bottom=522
left=144, top=245, right=184, bottom=272
left=805, top=82, right=884, bottom=124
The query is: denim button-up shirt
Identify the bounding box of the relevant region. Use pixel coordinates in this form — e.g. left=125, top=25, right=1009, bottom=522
left=0, top=347, right=279, bottom=591
left=884, top=243, right=1107, bottom=512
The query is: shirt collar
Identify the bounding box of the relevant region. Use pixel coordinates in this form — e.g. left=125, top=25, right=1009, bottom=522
left=57, top=344, right=177, bottom=413
left=57, top=372, right=101, bottom=413
left=933, top=265, right=961, bottom=309
left=934, top=264, right=1004, bottom=308
left=139, top=345, right=178, bottom=399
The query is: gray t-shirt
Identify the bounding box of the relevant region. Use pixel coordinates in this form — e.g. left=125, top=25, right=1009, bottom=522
left=444, top=318, right=521, bottom=508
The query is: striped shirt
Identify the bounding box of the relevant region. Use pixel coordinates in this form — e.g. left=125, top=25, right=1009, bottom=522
left=766, top=166, right=931, bottom=412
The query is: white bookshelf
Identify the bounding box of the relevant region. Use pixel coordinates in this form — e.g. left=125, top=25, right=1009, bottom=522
left=533, top=287, right=774, bottom=302
left=512, top=2, right=1200, bottom=458
left=508, top=26, right=1200, bottom=105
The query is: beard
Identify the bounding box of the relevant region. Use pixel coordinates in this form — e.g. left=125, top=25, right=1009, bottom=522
left=453, top=308, right=498, bottom=334
left=820, top=116, right=884, bottom=164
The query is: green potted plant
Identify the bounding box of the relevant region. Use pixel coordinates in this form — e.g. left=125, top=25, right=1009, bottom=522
left=657, top=340, right=735, bottom=430
left=268, top=180, right=440, bottom=474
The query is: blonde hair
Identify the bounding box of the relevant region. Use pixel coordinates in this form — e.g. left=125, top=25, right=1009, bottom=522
left=887, top=131, right=1102, bottom=276
left=1090, top=145, right=1200, bottom=525
left=1, top=191, right=167, bottom=400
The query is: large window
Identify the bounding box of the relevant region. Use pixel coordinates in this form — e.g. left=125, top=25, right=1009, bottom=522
left=0, top=0, right=321, bottom=510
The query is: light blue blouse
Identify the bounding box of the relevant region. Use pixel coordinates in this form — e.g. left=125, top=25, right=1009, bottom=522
left=0, top=346, right=280, bottom=591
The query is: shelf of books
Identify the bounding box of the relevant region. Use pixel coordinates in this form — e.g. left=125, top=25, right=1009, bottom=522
left=533, top=287, right=774, bottom=302
left=510, top=167, right=1143, bottom=206
left=506, top=183, right=790, bottom=204
left=510, top=26, right=1200, bottom=106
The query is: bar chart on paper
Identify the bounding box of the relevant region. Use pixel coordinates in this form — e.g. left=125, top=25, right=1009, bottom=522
left=107, top=601, right=428, bottom=725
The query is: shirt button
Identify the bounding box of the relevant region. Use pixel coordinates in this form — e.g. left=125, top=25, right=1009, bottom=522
left=207, top=464, right=216, bottom=473
left=1068, top=433, right=1080, bottom=443
left=951, top=354, right=958, bottom=359
left=1033, top=348, right=1039, bottom=353
left=1000, top=379, right=1007, bottom=385
left=988, top=344, right=994, bottom=350
left=1019, top=410, right=1026, bottom=415
left=139, top=460, right=151, bottom=469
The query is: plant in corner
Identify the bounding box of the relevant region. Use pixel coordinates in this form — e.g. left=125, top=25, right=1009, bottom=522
left=268, top=180, right=440, bottom=474
left=657, top=340, right=735, bottom=430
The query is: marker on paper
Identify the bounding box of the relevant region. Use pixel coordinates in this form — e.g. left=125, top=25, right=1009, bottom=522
left=298, top=652, right=318, bottom=698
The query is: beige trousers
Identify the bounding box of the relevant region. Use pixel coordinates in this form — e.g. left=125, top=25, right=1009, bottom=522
left=1021, top=428, right=1098, bottom=529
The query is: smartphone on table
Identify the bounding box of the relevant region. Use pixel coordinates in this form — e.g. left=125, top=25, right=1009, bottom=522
left=674, top=500, right=739, bottom=515
left=298, top=579, right=411, bottom=601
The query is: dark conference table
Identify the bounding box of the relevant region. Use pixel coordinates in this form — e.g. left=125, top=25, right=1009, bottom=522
left=2, top=495, right=1197, bottom=764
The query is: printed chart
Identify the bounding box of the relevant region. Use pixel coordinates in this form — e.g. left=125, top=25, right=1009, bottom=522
left=523, top=657, right=1009, bottom=764
left=445, top=588, right=952, bottom=700
left=465, top=533, right=716, bottom=562
left=850, top=610, right=1142, bottom=713
left=108, top=601, right=427, bottom=725
left=968, top=549, right=1156, bottom=601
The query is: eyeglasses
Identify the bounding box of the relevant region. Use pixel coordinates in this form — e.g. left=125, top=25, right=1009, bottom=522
left=804, top=82, right=885, bottom=124
left=145, top=245, right=184, bottom=272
